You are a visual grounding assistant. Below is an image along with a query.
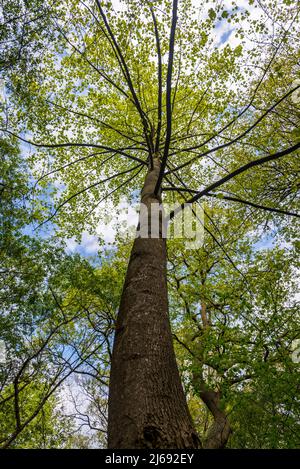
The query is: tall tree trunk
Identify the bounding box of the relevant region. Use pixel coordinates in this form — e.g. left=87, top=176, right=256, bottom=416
left=108, top=158, right=200, bottom=449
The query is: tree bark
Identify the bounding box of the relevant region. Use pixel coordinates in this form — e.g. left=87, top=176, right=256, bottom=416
left=200, top=388, right=232, bottom=449
left=107, top=158, right=200, bottom=449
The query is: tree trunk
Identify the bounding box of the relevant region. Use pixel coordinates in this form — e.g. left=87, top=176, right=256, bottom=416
left=200, top=388, right=232, bottom=449
left=107, top=158, right=200, bottom=449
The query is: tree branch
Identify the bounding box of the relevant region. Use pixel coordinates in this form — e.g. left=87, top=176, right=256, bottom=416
left=149, top=4, right=163, bottom=156
left=167, top=84, right=300, bottom=175
left=36, top=163, right=143, bottom=229
left=163, top=187, right=300, bottom=218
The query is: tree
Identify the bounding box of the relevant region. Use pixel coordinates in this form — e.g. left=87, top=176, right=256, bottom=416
left=1, top=0, right=299, bottom=448
left=168, top=207, right=300, bottom=448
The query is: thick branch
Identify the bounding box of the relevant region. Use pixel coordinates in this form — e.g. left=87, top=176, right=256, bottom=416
left=163, top=187, right=300, bottom=218
left=95, top=0, right=153, bottom=156
left=150, top=5, right=163, bottom=155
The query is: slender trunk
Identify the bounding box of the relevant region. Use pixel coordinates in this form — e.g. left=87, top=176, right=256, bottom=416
left=108, top=158, right=200, bottom=449
left=199, top=388, right=232, bottom=449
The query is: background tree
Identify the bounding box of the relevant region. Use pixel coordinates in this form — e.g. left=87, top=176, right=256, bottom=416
left=168, top=206, right=300, bottom=448
left=0, top=0, right=299, bottom=448
left=0, top=137, right=116, bottom=448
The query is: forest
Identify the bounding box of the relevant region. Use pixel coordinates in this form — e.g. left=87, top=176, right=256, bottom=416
left=0, top=0, right=299, bottom=450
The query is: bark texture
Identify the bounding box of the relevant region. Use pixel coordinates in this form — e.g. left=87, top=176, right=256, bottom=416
left=200, top=388, right=231, bottom=449
left=108, top=158, right=200, bottom=449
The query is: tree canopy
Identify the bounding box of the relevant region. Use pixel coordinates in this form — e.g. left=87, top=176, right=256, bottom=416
left=0, top=0, right=299, bottom=449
